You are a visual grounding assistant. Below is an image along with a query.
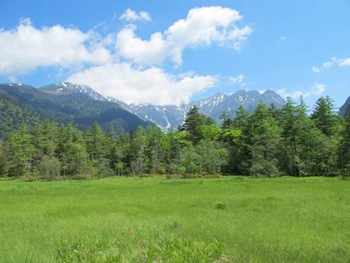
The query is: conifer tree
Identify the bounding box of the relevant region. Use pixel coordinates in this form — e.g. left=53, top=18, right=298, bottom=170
left=8, top=125, right=35, bottom=177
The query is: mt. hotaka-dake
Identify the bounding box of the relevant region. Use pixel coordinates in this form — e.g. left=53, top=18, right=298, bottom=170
left=0, top=82, right=288, bottom=132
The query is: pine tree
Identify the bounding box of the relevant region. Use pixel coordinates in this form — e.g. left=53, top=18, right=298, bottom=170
left=311, top=96, right=338, bottom=137
left=8, top=125, right=35, bottom=177
left=32, top=120, right=60, bottom=179
left=0, top=139, right=9, bottom=177
left=129, top=126, right=147, bottom=175
left=181, top=105, right=214, bottom=144
left=339, top=113, right=350, bottom=175
left=248, top=103, right=282, bottom=177
left=56, top=120, right=87, bottom=177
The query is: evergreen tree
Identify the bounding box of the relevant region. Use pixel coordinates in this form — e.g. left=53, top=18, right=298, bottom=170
left=85, top=122, right=113, bottom=177
left=129, top=126, right=147, bottom=175
left=56, top=120, right=87, bottom=177
left=279, top=98, right=328, bottom=176
left=339, top=113, right=350, bottom=175
left=181, top=105, right=214, bottom=144
left=195, top=140, right=228, bottom=175
left=248, top=103, right=282, bottom=177
left=311, top=96, right=338, bottom=137
left=7, top=125, right=35, bottom=177
left=85, top=122, right=107, bottom=161
left=113, top=132, right=132, bottom=176
left=231, top=106, right=252, bottom=174
left=144, top=126, right=166, bottom=174
left=32, top=120, right=60, bottom=179
left=0, top=139, right=9, bottom=177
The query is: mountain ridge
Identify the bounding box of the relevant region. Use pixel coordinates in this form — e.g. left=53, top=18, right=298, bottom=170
left=117, top=89, right=287, bottom=130
left=339, top=96, right=350, bottom=117
left=0, top=81, right=288, bottom=132
left=0, top=83, right=152, bottom=135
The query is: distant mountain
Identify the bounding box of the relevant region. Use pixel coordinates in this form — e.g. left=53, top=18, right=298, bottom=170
left=0, top=84, right=42, bottom=138
left=41, top=82, right=107, bottom=101
left=119, top=90, right=286, bottom=131
left=0, top=83, right=151, bottom=134
left=339, top=96, right=350, bottom=117
left=0, top=82, right=287, bottom=134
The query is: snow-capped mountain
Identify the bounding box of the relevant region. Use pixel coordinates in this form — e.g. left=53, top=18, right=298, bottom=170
left=119, top=90, right=286, bottom=131
left=40, top=82, right=286, bottom=131
left=40, top=82, right=107, bottom=101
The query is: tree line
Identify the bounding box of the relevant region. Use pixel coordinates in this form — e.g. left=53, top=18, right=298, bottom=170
left=1, top=96, right=350, bottom=180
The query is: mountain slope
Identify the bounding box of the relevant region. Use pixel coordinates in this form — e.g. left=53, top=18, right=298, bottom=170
left=339, top=96, right=350, bottom=117
left=120, top=90, right=286, bottom=130
left=0, top=85, right=42, bottom=138
left=0, top=83, right=151, bottom=134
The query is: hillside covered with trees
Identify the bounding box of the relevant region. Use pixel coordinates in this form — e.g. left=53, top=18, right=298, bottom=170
left=0, top=83, right=151, bottom=136
left=1, top=96, right=349, bottom=179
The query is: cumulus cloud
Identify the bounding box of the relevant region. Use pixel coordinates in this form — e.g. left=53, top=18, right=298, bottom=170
left=277, top=83, right=326, bottom=99
left=0, top=18, right=110, bottom=76
left=312, top=57, right=350, bottom=73
left=119, top=9, right=151, bottom=22
left=67, top=63, right=217, bottom=105
left=116, top=6, right=252, bottom=65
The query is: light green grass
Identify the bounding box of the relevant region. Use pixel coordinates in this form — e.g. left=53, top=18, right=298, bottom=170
left=1, top=176, right=350, bottom=262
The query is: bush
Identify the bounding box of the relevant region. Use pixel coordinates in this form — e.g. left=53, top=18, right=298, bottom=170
left=215, top=201, right=227, bottom=210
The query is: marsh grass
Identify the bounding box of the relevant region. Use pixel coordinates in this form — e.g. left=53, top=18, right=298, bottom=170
left=55, top=229, right=225, bottom=262
left=1, top=176, right=350, bottom=262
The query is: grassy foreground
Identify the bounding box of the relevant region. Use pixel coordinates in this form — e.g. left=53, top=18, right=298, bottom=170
left=1, top=176, right=350, bottom=262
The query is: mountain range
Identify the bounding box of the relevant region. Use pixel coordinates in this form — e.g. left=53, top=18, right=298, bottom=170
left=0, top=82, right=151, bottom=135
left=116, top=90, right=286, bottom=130
left=1, top=81, right=349, bottom=134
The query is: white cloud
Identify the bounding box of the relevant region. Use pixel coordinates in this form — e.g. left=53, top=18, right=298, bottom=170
left=312, top=57, right=350, bottom=73
left=277, top=83, right=326, bottom=99
left=67, top=63, right=217, bottom=105
left=116, top=6, right=252, bottom=65
left=228, top=74, right=245, bottom=85
left=0, top=18, right=110, bottom=76
left=279, top=36, right=287, bottom=41
left=119, top=9, right=151, bottom=22
left=312, top=66, right=320, bottom=73
left=339, top=58, right=350, bottom=67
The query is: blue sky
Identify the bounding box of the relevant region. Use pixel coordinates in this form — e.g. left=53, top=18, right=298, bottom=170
left=0, top=0, right=349, bottom=108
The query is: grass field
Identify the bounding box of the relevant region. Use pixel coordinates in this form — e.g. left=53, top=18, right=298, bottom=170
left=1, top=176, right=350, bottom=262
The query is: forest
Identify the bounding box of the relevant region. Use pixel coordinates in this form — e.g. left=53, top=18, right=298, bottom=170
left=1, top=96, right=350, bottom=180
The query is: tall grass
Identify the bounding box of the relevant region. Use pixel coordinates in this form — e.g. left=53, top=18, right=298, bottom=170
left=0, top=176, right=350, bottom=262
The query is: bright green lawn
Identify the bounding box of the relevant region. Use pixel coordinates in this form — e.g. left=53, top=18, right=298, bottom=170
left=1, top=176, right=350, bottom=262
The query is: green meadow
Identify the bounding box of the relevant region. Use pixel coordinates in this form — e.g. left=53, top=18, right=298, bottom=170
left=1, top=176, right=350, bottom=262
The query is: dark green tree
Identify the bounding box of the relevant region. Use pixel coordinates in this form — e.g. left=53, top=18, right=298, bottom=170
left=0, top=139, right=9, bottom=177
left=248, top=103, right=282, bottom=177
left=56, top=120, right=87, bottom=177
left=181, top=105, right=215, bottom=144
left=129, top=126, right=147, bottom=175
left=7, top=125, right=35, bottom=177
left=311, top=96, right=339, bottom=137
